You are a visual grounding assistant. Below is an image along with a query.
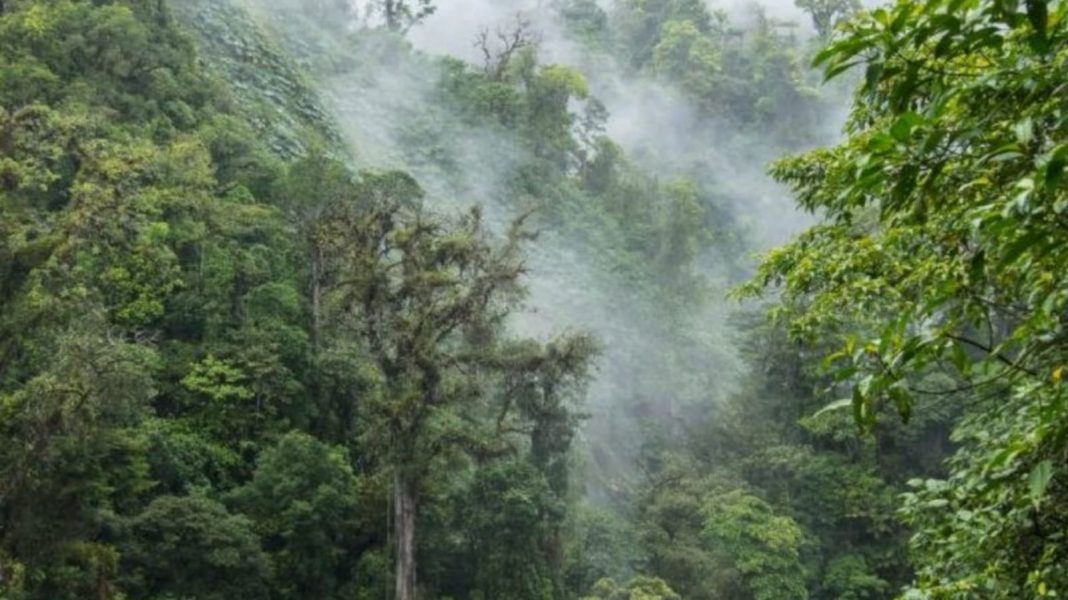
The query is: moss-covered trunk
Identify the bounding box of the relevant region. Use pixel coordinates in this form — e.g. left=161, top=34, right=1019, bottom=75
left=394, top=470, right=418, bottom=600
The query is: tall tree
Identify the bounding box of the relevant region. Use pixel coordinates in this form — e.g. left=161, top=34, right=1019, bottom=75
left=319, top=172, right=594, bottom=600
left=793, top=0, right=860, bottom=37
left=375, top=0, right=435, bottom=32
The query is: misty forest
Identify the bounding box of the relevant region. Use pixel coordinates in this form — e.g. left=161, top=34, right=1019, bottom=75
left=1, top=0, right=1067, bottom=598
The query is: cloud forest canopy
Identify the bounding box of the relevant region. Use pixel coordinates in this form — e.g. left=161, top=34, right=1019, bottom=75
left=0, top=0, right=1063, bottom=599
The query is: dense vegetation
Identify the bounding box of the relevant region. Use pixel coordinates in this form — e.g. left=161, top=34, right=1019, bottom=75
left=744, top=0, right=1068, bottom=595
left=0, top=0, right=1063, bottom=599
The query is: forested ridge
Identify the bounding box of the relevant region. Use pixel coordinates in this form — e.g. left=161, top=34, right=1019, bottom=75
left=0, top=0, right=1064, bottom=599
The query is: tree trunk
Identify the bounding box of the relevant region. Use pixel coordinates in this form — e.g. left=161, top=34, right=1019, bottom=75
left=384, top=0, right=400, bottom=31
left=310, top=244, right=323, bottom=351
left=394, top=470, right=418, bottom=600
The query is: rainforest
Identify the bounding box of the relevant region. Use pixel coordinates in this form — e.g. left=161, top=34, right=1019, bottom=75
left=0, top=0, right=1065, bottom=598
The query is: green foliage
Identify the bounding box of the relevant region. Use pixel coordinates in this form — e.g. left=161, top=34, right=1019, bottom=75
left=1, top=1, right=318, bottom=595
left=821, top=555, right=889, bottom=600
left=373, top=0, right=436, bottom=32
left=0, top=0, right=992, bottom=599
left=637, top=461, right=732, bottom=600
left=611, top=0, right=828, bottom=144
left=744, top=0, right=1068, bottom=596
left=629, top=314, right=947, bottom=599
left=0, top=324, right=156, bottom=597
left=0, top=0, right=206, bottom=128
left=583, top=575, right=682, bottom=600
left=651, top=20, right=720, bottom=100
left=118, top=495, right=271, bottom=600
left=172, top=0, right=344, bottom=159
left=702, top=490, right=809, bottom=600
left=142, top=417, right=241, bottom=494
left=564, top=503, right=647, bottom=594
left=455, top=462, right=563, bottom=600
left=794, top=0, right=862, bottom=37
left=230, top=432, right=365, bottom=600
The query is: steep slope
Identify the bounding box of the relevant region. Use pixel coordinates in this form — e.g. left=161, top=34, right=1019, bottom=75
left=171, top=0, right=345, bottom=159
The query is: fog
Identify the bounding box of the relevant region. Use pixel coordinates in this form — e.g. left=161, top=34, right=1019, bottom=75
left=238, top=0, right=846, bottom=499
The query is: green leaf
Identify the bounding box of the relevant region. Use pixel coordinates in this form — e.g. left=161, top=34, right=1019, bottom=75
left=982, top=142, right=1024, bottom=164
left=890, top=112, right=924, bottom=142
left=1013, top=117, right=1034, bottom=145
left=888, top=385, right=913, bottom=422
left=998, top=230, right=1046, bottom=267
left=1028, top=460, right=1053, bottom=505
left=825, top=59, right=864, bottom=80
left=813, top=397, right=853, bottom=418
left=1042, top=144, right=1068, bottom=187
left=864, top=62, right=884, bottom=91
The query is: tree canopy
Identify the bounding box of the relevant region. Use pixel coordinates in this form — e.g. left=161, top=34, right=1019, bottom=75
left=743, top=0, right=1068, bottom=595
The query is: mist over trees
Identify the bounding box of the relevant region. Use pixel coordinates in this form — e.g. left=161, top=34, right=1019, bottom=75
left=1, top=0, right=1065, bottom=599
